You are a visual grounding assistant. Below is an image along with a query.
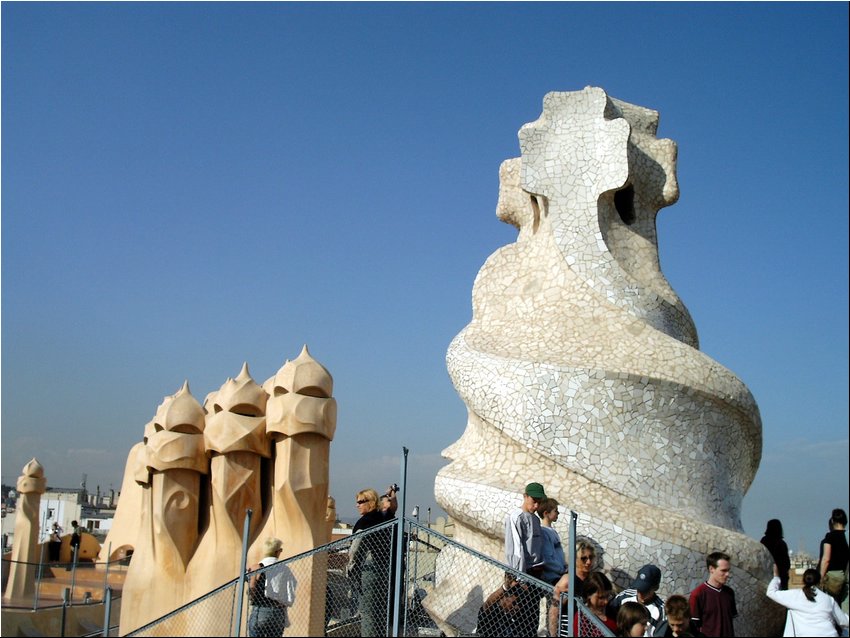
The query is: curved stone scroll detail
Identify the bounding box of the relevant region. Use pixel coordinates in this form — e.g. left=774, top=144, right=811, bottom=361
left=433, top=87, right=774, bottom=636
left=104, top=349, right=336, bottom=636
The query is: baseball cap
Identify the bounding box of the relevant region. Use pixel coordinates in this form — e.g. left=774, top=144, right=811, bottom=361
left=631, top=564, right=661, bottom=593
left=525, top=482, right=546, bottom=499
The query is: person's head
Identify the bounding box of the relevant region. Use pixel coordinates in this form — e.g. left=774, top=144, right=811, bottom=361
left=499, top=575, right=522, bottom=612
left=523, top=482, right=546, bottom=514
left=831, top=508, right=848, bottom=528
left=706, top=551, right=731, bottom=587
left=261, top=537, right=283, bottom=559
left=664, top=595, right=690, bottom=636
left=575, top=540, right=597, bottom=577
left=616, top=600, right=650, bottom=637
left=764, top=519, right=783, bottom=538
left=537, top=497, right=560, bottom=522
left=355, top=488, right=380, bottom=515
left=582, top=571, right=613, bottom=612
left=71, top=520, right=79, bottom=528
left=802, top=568, right=821, bottom=602
left=631, top=564, right=661, bottom=603
left=380, top=494, right=392, bottom=512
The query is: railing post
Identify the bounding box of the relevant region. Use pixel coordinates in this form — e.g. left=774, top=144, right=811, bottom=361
left=60, top=587, right=70, bottom=637
left=103, top=586, right=113, bottom=637
left=34, top=541, right=48, bottom=610
left=404, top=506, right=421, bottom=637
left=392, top=447, right=409, bottom=638
left=70, top=545, right=79, bottom=604
left=410, top=520, right=419, bottom=636
left=103, top=542, right=112, bottom=601
left=567, top=510, right=577, bottom=637
left=232, top=508, right=253, bottom=638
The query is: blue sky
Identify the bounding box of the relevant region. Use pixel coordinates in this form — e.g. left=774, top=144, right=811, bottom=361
left=2, top=3, right=847, bottom=556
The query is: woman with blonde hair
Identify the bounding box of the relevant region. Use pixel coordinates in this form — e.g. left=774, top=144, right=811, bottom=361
left=347, top=487, right=395, bottom=636
left=248, top=537, right=297, bottom=637
left=550, top=539, right=597, bottom=635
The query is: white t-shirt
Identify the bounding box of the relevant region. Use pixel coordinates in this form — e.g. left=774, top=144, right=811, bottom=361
left=258, top=556, right=297, bottom=608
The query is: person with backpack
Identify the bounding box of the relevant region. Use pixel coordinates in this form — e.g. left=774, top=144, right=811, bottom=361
left=247, top=537, right=297, bottom=637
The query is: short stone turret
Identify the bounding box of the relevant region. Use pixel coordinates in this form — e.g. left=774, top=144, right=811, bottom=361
left=3, top=459, right=47, bottom=602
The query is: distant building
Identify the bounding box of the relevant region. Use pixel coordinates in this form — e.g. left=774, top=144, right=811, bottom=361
left=1, top=483, right=120, bottom=551
left=38, top=489, right=81, bottom=541
left=331, top=524, right=353, bottom=542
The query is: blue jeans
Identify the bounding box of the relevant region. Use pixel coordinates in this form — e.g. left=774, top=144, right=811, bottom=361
left=359, top=569, right=389, bottom=637
left=248, top=605, right=287, bottom=637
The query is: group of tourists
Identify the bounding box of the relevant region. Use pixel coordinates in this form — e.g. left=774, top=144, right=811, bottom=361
left=764, top=508, right=849, bottom=637
left=244, top=478, right=847, bottom=638
left=498, top=481, right=849, bottom=637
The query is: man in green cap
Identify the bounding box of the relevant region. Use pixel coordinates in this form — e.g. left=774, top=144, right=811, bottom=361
left=504, top=481, right=547, bottom=635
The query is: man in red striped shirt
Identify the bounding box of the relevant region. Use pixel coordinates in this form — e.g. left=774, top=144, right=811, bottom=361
left=689, top=551, right=737, bottom=637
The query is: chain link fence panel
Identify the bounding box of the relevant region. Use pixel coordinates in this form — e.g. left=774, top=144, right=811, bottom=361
left=2, top=554, right=128, bottom=609
left=112, top=516, right=614, bottom=637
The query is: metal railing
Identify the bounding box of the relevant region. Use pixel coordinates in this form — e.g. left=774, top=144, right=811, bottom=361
left=2, top=556, right=126, bottom=606
left=122, top=515, right=610, bottom=637
left=2, top=542, right=129, bottom=608
left=2, top=551, right=124, bottom=636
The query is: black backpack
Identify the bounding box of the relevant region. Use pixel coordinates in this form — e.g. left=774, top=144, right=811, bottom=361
left=250, top=570, right=274, bottom=607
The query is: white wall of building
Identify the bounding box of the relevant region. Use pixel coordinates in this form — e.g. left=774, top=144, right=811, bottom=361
left=39, top=493, right=81, bottom=541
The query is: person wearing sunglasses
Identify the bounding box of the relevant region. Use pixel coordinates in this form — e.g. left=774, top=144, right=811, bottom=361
left=550, top=540, right=597, bottom=635
left=347, top=487, right=395, bottom=636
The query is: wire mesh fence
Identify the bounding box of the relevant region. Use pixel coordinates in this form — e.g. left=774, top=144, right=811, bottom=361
left=121, top=517, right=612, bottom=637
left=127, top=578, right=243, bottom=637
left=1, top=553, right=123, bottom=636
left=419, top=532, right=547, bottom=635
left=1, top=552, right=128, bottom=610
left=1, top=514, right=611, bottom=636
